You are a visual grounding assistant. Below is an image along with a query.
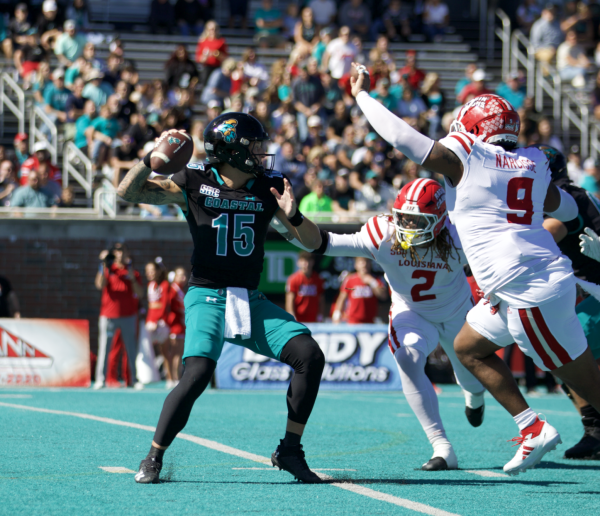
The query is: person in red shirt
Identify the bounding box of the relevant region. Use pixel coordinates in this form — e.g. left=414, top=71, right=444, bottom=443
left=457, top=69, right=492, bottom=105
left=166, top=266, right=187, bottom=388
left=94, top=242, right=144, bottom=389
left=19, top=141, right=61, bottom=187
left=286, top=252, right=324, bottom=323
left=398, top=50, right=426, bottom=91
left=195, top=20, right=228, bottom=86
left=333, top=257, right=387, bottom=324
left=145, top=258, right=171, bottom=383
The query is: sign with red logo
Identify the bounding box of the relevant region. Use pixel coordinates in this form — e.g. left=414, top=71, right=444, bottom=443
left=0, top=319, right=90, bottom=387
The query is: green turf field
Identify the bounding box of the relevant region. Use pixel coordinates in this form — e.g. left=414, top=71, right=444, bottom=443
left=1, top=384, right=598, bottom=515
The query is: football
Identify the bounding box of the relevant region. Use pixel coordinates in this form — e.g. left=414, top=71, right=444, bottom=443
left=150, top=130, right=194, bottom=174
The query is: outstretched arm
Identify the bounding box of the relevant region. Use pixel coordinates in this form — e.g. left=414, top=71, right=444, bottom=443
left=350, top=63, right=463, bottom=186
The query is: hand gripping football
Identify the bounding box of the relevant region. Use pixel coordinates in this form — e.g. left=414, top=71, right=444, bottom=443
left=150, top=130, right=194, bottom=174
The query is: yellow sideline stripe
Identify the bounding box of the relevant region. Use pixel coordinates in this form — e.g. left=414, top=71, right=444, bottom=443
left=0, top=401, right=460, bottom=516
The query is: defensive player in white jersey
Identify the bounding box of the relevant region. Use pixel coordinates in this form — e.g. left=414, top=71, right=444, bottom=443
left=349, top=63, right=600, bottom=475
left=309, top=177, right=486, bottom=471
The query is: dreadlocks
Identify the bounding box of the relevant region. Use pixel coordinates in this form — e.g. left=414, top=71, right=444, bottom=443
left=390, top=226, right=461, bottom=272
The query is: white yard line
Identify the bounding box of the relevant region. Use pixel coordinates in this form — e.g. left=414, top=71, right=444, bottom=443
left=232, top=468, right=357, bottom=471
left=464, top=470, right=509, bottom=478
left=0, top=401, right=460, bottom=516
left=99, top=467, right=136, bottom=474
left=0, top=394, right=32, bottom=398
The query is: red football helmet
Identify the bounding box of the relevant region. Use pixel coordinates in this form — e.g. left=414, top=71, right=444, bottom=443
left=392, top=178, right=447, bottom=249
left=450, top=94, right=520, bottom=146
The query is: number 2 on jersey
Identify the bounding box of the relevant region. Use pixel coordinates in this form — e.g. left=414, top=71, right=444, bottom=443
left=506, top=177, right=534, bottom=225
left=411, top=270, right=437, bottom=302
left=212, top=213, right=255, bottom=257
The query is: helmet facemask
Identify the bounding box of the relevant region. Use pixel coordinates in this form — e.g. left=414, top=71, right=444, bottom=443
left=392, top=207, right=442, bottom=250
left=209, top=137, right=275, bottom=176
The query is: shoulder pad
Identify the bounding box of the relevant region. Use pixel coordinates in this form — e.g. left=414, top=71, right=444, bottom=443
left=187, top=162, right=207, bottom=171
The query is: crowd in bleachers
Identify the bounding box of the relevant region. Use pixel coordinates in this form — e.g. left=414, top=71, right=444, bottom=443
left=2, top=1, right=600, bottom=212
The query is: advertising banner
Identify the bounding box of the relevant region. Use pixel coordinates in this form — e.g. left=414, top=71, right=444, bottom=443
left=215, top=323, right=402, bottom=391
left=0, top=319, right=90, bottom=387
left=258, top=236, right=385, bottom=295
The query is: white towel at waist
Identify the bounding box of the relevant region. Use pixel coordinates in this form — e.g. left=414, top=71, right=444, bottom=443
left=224, top=287, right=252, bottom=340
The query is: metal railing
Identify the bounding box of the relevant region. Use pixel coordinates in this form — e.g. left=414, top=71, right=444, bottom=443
left=30, top=105, right=58, bottom=163
left=535, top=65, right=562, bottom=135
left=562, top=91, right=590, bottom=158
left=591, top=123, right=600, bottom=160
left=94, top=178, right=118, bottom=218
left=0, top=73, right=26, bottom=136
left=63, top=142, right=94, bottom=199
left=494, top=9, right=511, bottom=78
left=510, top=30, right=535, bottom=97
left=0, top=207, right=98, bottom=218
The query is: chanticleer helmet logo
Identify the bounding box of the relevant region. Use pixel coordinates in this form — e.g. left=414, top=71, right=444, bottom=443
left=215, top=119, right=238, bottom=143
left=168, top=136, right=181, bottom=145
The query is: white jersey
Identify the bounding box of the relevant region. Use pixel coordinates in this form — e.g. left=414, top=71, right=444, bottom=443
left=439, top=132, right=574, bottom=307
left=324, top=215, right=473, bottom=323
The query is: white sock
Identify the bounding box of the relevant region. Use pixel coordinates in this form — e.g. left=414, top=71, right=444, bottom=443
left=464, top=390, right=485, bottom=409
left=513, top=408, right=537, bottom=431
left=394, top=346, right=446, bottom=441
left=429, top=434, right=458, bottom=468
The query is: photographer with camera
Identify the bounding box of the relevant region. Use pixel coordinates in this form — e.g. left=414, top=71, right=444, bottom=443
left=94, top=242, right=144, bottom=389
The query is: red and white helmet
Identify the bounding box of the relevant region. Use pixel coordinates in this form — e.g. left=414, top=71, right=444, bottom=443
left=450, top=94, right=520, bottom=146
left=392, top=178, right=447, bottom=249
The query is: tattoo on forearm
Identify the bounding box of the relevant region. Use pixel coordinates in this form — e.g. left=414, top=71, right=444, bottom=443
left=117, top=161, right=152, bottom=201
left=117, top=163, right=180, bottom=206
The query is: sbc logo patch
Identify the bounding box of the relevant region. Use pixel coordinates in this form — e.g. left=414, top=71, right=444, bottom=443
left=215, top=119, right=238, bottom=143
left=200, top=184, right=220, bottom=197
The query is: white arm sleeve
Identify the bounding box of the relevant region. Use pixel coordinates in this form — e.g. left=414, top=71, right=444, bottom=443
left=325, top=232, right=375, bottom=258
left=325, top=216, right=388, bottom=258
left=356, top=91, right=435, bottom=165
left=544, top=187, right=578, bottom=222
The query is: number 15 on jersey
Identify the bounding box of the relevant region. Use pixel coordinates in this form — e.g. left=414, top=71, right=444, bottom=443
left=212, top=213, right=256, bottom=257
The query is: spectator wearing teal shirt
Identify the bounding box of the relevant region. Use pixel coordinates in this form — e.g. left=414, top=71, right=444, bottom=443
left=82, top=69, right=114, bottom=108
left=54, top=19, right=87, bottom=67
left=74, top=100, right=97, bottom=152
left=454, top=63, right=477, bottom=105
left=370, top=78, right=398, bottom=112
left=495, top=72, right=526, bottom=110
left=581, top=158, right=600, bottom=196
left=90, top=102, right=120, bottom=171
left=11, top=170, right=57, bottom=208
left=254, top=0, right=284, bottom=47
left=43, top=68, right=70, bottom=124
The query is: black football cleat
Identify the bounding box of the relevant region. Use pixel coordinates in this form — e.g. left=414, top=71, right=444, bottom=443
left=465, top=405, right=485, bottom=427
left=135, top=458, right=162, bottom=484
left=271, top=440, right=323, bottom=483
left=564, top=426, right=600, bottom=460
left=421, top=457, right=450, bottom=471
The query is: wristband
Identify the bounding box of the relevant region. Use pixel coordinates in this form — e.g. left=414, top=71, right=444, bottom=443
left=143, top=151, right=153, bottom=168
left=288, top=209, right=304, bottom=227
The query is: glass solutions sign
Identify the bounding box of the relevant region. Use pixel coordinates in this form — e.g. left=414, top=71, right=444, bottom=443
left=215, top=324, right=402, bottom=391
